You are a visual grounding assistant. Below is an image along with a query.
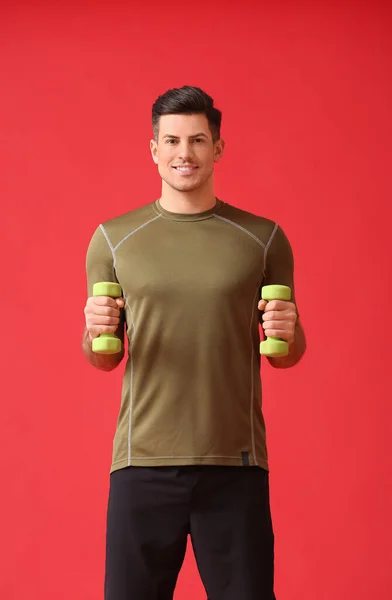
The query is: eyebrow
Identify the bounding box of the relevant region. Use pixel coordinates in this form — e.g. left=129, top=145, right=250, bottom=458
left=162, top=132, right=209, bottom=140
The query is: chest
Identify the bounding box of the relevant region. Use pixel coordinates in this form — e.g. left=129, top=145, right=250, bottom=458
left=115, top=222, right=265, bottom=304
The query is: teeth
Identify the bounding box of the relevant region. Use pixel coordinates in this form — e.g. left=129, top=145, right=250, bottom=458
left=176, top=167, right=195, bottom=171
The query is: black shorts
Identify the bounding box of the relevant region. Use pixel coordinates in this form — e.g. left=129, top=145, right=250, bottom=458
left=105, top=465, right=276, bottom=600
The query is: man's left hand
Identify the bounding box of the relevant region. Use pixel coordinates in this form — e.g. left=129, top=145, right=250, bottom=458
left=258, top=299, right=298, bottom=345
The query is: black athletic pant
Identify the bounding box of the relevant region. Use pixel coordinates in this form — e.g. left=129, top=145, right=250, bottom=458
left=104, top=465, right=276, bottom=600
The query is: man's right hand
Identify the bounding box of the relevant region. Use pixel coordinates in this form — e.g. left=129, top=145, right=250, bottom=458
left=84, top=295, right=125, bottom=341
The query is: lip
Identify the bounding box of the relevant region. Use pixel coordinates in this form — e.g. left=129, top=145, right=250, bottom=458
left=173, top=165, right=199, bottom=176
left=173, top=165, right=198, bottom=169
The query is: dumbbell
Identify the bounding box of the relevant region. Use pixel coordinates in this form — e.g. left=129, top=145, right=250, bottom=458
left=92, top=282, right=123, bottom=354
left=259, top=285, right=291, bottom=357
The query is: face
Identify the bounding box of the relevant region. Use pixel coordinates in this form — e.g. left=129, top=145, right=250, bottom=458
left=150, top=113, right=224, bottom=193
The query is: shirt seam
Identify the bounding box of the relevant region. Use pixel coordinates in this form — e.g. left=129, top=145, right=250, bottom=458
left=124, top=296, right=136, bottom=466
left=113, top=455, right=259, bottom=462
left=113, top=215, right=162, bottom=252
left=213, top=215, right=266, bottom=249
left=249, top=286, right=261, bottom=466
left=99, top=224, right=117, bottom=271
left=152, top=199, right=226, bottom=221
left=263, top=222, right=279, bottom=277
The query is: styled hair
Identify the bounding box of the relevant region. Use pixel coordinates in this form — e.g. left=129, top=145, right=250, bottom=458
left=152, top=86, right=222, bottom=141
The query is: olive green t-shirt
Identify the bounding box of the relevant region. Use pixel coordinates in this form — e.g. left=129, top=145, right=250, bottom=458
left=86, top=199, right=296, bottom=473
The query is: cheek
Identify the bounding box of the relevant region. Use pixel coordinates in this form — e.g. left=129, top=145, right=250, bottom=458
left=204, top=149, right=215, bottom=164
left=157, top=163, right=168, bottom=179
left=158, top=149, right=175, bottom=166
left=155, top=151, right=169, bottom=167
left=157, top=157, right=174, bottom=179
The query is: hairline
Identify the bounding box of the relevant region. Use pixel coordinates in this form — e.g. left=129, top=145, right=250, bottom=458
left=153, top=113, right=220, bottom=143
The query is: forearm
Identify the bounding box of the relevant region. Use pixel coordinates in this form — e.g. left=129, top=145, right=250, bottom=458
left=267, top=321, right=306, bottom=369
left=82, top=327, right=124, bottom=372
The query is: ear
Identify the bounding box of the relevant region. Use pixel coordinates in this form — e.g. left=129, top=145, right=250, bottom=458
left=150, top=139, right=159, bottom=165
left=214, top=138, right=225, bottom=163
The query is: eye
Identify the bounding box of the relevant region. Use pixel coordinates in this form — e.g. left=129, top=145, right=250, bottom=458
left=193, top=138, right=204, bottom=143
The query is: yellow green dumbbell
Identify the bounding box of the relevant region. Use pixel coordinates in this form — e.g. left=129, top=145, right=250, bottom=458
left=260, top=285, right=291, bottom=357
left=92, top=282, right=123, bottom=355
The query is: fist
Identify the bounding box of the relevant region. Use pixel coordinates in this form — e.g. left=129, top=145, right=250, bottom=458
left=84, top=295, right=125, bottom=341
left=258, top=299, right=297, bottom=345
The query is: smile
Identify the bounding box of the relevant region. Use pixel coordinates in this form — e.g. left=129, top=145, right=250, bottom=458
left=173, top=166, right=198, bottom=174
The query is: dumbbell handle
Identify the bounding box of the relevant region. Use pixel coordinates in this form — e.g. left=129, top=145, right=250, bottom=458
left=92, top=282, right=123, bottom=355
left=259, top=285, right=291, bottom=357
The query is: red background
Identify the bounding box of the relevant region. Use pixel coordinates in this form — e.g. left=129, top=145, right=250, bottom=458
left=1, top=2, right=391, bottom=599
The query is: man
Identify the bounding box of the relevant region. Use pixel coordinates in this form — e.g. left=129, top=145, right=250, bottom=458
left=83, top=85, right=306, bottom=600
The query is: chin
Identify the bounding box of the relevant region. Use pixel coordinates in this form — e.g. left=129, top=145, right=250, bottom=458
left=175, top=183, right=201, bottom=192
left=166, top=179, right=203, bottom=193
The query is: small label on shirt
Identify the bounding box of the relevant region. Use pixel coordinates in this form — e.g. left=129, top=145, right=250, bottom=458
left=241, top=451, right=250, bottom=466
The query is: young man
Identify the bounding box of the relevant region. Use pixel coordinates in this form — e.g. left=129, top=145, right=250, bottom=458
left=83, top=86, right=306, bottom=600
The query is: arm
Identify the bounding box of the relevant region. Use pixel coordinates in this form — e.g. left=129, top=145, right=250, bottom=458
left=83, top=224, right=126, bottom=372
left=260, top=224, right=306, bottom=369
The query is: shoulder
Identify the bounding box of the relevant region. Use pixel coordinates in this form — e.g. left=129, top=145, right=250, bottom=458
left=218, top=201, right=278, bottom=246
left=97, top=201, right=158, bottom=247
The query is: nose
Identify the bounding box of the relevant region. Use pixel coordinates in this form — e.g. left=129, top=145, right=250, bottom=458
left=177, top=140, right=194, bottom=161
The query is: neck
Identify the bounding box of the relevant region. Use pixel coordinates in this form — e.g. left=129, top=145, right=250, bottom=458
left=159, top=179, right=217, bottom=214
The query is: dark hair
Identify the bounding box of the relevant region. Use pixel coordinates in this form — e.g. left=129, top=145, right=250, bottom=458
left=152, top=86, right=222, bottom=142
